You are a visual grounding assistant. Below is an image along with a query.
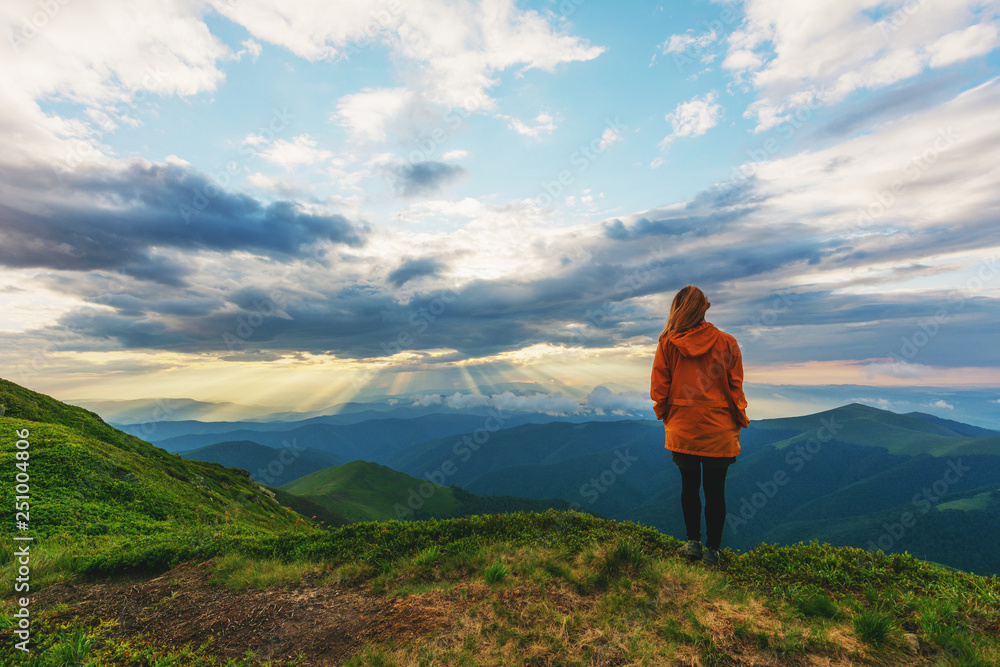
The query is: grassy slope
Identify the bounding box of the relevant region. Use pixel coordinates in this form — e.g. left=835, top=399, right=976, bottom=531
left=0, top=378, right=316, bottom=585
left=178, top=439, right=344, bottom=486
left=279, top=460, right=575, bottom=523
left=262, top=484, right=354, bottom=528
left=937, top=491, right=993, bottom=511
left=281, top=460, right=463, bottom=522
left=0, top=380, right=302, bottom=536
left=764, top=403, right=1000, bottom=457
left=905, top=412, right=1000, bottom=438
left=4, top=510, right=1000, bottom=666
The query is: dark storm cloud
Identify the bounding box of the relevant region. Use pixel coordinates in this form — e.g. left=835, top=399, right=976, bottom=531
left=388, top=257, right=444, bottom=286
left=0, top=162, right=367, bottom=284
left=58, top=311, right=194, bottom=350
left=16, top=158, right=998, bottom=370
left=388, top=160, right=466, bottom=196
left=53, top=224, right=835, bottom=359
left=31, top=202, right=847, bottom=361
left=32, top=226, right=999, bottom=370
left=87, top=294, right=224, bottom=318
left=118, top=254, right=192, bottom=287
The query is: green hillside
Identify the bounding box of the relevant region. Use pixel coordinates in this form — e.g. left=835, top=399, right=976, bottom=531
left=0, top=378, right=321, bottom=597
left=765, top=403, right=1000, bottom=457
left=282, top=460, right=464, bottom=521
left=262, top=484, right=354, bottom=528
left=179, top=439, right=343, bottom=486
left=280, top=459, right=575, bottom=523
left=0, top=379, right=305, bottom=540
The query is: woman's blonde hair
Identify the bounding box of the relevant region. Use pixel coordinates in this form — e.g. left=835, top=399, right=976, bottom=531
left=659, top=285, right=710, bottom=339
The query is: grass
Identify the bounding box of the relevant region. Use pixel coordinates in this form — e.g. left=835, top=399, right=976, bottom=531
left=4, top=513, right=1000, bottom=665
left=285, top=523, right=1000, bottom=666
left=0, top=616, right=307, bottom=666
left=852, top=608, right=896, bottom=646
left=208, top=551, right=325, bottom=591
left=937, top=491, right=993, bottom=512
left=791, top=589, right=841, bottom=619
left=483, top=560, right=509, bottom=584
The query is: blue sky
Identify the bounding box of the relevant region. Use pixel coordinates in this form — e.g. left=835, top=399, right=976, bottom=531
left=1, top=0, right=999, bottom=426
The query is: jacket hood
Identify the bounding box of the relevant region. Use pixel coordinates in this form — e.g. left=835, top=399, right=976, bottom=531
left=667, top=321, right=720, bottom=357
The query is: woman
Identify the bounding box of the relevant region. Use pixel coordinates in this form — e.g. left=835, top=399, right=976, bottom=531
left=650, top=285, right=749, bottom=566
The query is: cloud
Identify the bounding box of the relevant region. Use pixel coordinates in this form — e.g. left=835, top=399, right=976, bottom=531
left=257, top=134, right=334, bottom=170
left=413, top=388, right=649, bottom=416
left=450, top=391, right=586, bottom=416
left=724, top=0, right=1000, bottom=131
left=660, top=92, right=722, bottom=147
left=505, top=112, right=557, bottom=138
left=230, top=38, right=263, bottom=63
left=603, top=180, right=761, bottom=241
left=245, top=172, right=307, bottom=197
left=388, top=160, right=466, bottom=196
left=388, top=257, right=445, bottom=287
left=0, top=160, right=367, bottom=283
left=489, top=392, right=583, bottom=416
left=225, top=0, right=603, bottom=140
left=929, top=399, right=955, bottom=410
left=598, top=127, right=623, bottom=150
left=6, top=51, right=999, bottom=377
left=584, top=386, right=649, bottom=415
left=4, top=0, right=228, bottom=106
left=0, top=0, right=234, bottom=171
left=443, top=393, right=491, bottom=409
left=441, top=149, right=469, bottom=160
left=852, top=397, right=893, bottom=410
left=865, top=361, right=934, bottom=380
left=660, top=30, right=718, bottom=55
left=412, top=394, right=443, bottom=407
left=334, top=87, right=415, bottom=142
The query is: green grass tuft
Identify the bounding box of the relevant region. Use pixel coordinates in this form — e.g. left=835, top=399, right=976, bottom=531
left=852, top=608, right=896, bottom=646
left=484, top=560, right=509, bottom=584
left=793, top=591, right=840, bottom=619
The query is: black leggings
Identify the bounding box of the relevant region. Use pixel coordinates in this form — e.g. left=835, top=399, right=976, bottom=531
left=674, top=454, right=732, bottom=550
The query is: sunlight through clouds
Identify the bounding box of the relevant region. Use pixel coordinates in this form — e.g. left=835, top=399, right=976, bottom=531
left=0, top=0, right=997, bottom=424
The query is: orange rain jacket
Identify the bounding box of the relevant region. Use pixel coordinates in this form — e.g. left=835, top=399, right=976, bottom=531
left=650, top=321, right=749, bottom=458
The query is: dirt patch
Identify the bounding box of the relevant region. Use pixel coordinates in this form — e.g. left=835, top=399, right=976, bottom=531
left=31, top=560, right=452, bottom=666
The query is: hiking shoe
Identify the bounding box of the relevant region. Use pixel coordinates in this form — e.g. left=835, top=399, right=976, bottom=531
left=701, top=547, right=720, bottom=567
left=677, top=540, right=702, bottom=560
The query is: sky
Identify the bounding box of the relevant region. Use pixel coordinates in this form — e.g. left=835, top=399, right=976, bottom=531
left=1, top=0, right=999, bottom=426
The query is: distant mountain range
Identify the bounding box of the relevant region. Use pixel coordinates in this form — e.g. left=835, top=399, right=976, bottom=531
left=171, top=401, right=1000, bottom=575
left=7, top=376, right=999, bottom=576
